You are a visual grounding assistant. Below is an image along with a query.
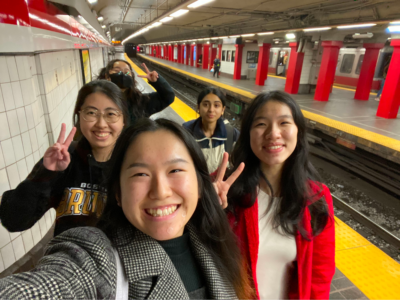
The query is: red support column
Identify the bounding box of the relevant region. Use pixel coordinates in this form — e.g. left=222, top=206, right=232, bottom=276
left=255, top=43, right=271, bottom=86
left=177, top=45, right=182, bottom=63
left=190, top=44, right=195, bottom=66
left=314, top=41, right=343, bottom=101
left=167, top=45, right=171, bottom=61
left=164, top=45, right=167, bottom=59
left=376, top=39, right=400, bottom=119
left=233, top=44, right=245, bottom=80
left=195, top=44, right=203, bottom=68
left=285, top=42, right=305, bottom=94
left=354, top=43, right=384, bottom=100
left=218, top=44, right=222, bottom=58
left=202, top=44, right=210, bottom=69
left=210, top=44, right=217, bottom=70
left=185, top=45, right=190, bottom=65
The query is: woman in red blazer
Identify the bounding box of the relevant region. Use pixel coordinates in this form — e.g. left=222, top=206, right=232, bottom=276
left=226, top=91, right=335, bottom=299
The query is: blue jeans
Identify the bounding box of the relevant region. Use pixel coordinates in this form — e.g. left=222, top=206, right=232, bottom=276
left=377, top=78, right=385, bottom=97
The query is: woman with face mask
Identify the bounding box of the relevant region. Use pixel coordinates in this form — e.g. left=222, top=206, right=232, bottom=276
left=98, top=59, right=175, bottom=123
left=0, top=81, right=129, bottom=236
left=0, top=119, right=253, bottom=300
left=227, top=91, right=335, bottom=299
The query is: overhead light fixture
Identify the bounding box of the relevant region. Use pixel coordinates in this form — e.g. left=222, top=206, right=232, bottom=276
left=153, top=22, right=162, bottom=27
left=257, top=32, right=274, bottom=35
left=160, top=17, right=173, bottom=23
left=390, top=20, right=400, bottom=24
left=219, top=36, right=228, bottom=39
left=211, top=37, right=219, bottom=40
left=275, top=41, right=279, bottom=44
left=352, top=32, right=373, bottom=39
left=188, top=0, right=214, bottom=8
left=170, top=9, right=189, bottom=17
left=88, top=0, right=98, bottom=4
left=388, top=25, right=400, bottom=33
left=241, top=33, right=255, bottom=37
left=101, top=25, right=106, bottom=28
left=286, top=33, right=296, bottom=39
left=337, top=23, right=376, bottom=29
left=303, top=27, right=331, bottom=32
left=229, top=35, right=240, bottom=38
left=97, top=16, right=104, bottom=21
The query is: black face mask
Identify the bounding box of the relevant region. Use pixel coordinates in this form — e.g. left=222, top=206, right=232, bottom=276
left=109, top=71, right=134, bottom=89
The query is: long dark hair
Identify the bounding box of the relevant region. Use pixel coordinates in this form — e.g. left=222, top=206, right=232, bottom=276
left=228, top=91, right=330, bottom=238
left=97, top=59, right=149, bottom=118
left=197, top=87, right=226, bottom=107
left=98, top=118, right=253, bottom=299
left=73, top=80, right=130, bottom=138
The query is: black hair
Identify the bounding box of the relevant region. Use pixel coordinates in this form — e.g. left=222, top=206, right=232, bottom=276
left=97, top=59, right=149, bottom=119
left=228, top=91, right=330, bottom=238
left=98, top=118, right=253, bottom=299
left=197, top=87, right=226, bottom=107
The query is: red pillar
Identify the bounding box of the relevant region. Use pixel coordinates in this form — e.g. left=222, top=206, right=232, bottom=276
left=195, top=44, right=203, bottom=68
left=210, top=44, right=217, bottom=70
left=314, top=41, right=343, bottom=101
left=255, top=43, right=271, bottom=86
left=376, top=39, right=400, bottom=119
left=218, top=44, right=222, bottom=58
left=202, top=44, right=210, bottom=69
left=233, top=44, right=245, bottom=80
left=285, top=42, right=305, bottom=94
left=354, top=43, right=384, bottom=100
left=190, top=44, right=195, bottom=66
left=177, top=45, right=182, bottom=63
left=164, top=45, right=167, bottom=59
left=185, top=45, right=190, bottom=65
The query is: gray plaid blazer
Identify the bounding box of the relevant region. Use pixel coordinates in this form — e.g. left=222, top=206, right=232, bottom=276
left=0, top=224, right=238, bottom=299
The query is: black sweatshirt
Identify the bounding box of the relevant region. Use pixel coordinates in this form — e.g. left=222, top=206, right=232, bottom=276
left=0, top=138, right=107, bottom=237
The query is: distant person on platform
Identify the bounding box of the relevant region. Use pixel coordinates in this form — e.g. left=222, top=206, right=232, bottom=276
left=212, top=55, right=221, bottom=78
left=375, top=58, right=390, bottom=101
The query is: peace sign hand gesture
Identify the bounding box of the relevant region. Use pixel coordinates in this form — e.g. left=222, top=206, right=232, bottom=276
left=213, top=152, right=245, bottom=209
left=43, top=123, right=77, bottom=172
left=137, top=63, right=159, bottom=82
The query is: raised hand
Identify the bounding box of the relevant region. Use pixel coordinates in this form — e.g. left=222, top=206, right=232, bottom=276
left=213, top=152, right=245, bottom=209
left=43, top=124, right=77, bottom=171
left=137, top=63, right=159, bottom=82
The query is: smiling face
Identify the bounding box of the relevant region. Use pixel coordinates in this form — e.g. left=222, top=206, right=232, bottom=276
left=119, top=130, right=199, bottom=241
left=198, top=93, right=225, bottom=124
left=79, top=92, right=124, bottom=155
left=250, top=101, right=298, bottom=172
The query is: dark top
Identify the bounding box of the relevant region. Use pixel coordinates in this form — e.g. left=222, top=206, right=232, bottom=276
left=0, top=138, right=107, bottom=236
left=158, top=232, right=206, bottom=295
left=214, top=58, right=221, bottom=68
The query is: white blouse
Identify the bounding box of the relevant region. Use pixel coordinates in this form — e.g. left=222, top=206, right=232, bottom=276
left=256, top=189, right=297, bottom=299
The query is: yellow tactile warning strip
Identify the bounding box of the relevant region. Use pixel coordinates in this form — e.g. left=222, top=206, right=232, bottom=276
left=127, top=55, right=400, bottom=300
left=139, top=54, right=400, bottom=153
left=125, top=54, right=197, bottom=122
left=335, top=218, right=400, bottom=299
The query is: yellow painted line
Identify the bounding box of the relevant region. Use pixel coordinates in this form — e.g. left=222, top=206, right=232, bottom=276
left=125, top=54, right=196, bottom=122
left=139, top=54, right=400, bottom=152
left=335, top=217, right=400, bottom=299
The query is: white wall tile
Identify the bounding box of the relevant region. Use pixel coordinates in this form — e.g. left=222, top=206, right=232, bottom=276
left=1, top=139, right=15, bottom=166
left=20, top=78, right=34, bottom=106
left=5, top=57, right=19, bottom=82
left=0, top=146, right=4, bottom=169
left=0, top=225, right=11, bottom=248
left=0, top=252, right=4, bottom=273
left=6, top=110, right=20, bottom=137
left=25, top=154, right=35, bottom=171
left=25, top=104, right=34, bottom=129
left=16, top=57, right=28, bottom=81
left=11, top=81, right=23, bottom=108
left=29, top=128, right=38, bottom=152
left=0, top=112, right=11, bottom=141
left=21, top=131, right=32, bottom=157
left=34, top=55, right=42, bottom=75
left=1, top=83, right=15, bottom=111
left=1, top=242, right=16, bottom=269
left=16, top=107, right=28, bottom=133
left=6, top=163, right=20, bottom=189
left=32, top=150, right=40, bottom=163
left=16, top=159, right=28, bottom=181
left=8, top=231, right=20, bottom=240
left=0, top=57, right=10, bottom=83
left=31, top=222, right=42, bottom=244
left=0, top=169, right=10, bottom=195
left=22, top=230, right=34, bottom=253
left=44, top=211, right=52, bottom=231
left=0, top=88, right=4, bottom=113
left=12, top=235, right=25, bottom=261
left=28, top=56, right=37, bottom=77
left=38, top=216, right=47, bottom=238
left=11, top=135, right=25, bottom=161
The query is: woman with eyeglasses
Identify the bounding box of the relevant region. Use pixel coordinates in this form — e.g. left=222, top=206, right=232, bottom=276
left=0, top=80, right=129, bottom=236
left=98, top=59, right=175, bottom=123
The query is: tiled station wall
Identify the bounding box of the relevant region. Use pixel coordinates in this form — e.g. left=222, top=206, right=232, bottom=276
left=0, top=48, right=104, bottom=273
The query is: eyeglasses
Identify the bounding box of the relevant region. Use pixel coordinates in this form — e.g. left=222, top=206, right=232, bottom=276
left=79, top=108, right=122, bottom=123
left=110, top=70, right=132, bottom=76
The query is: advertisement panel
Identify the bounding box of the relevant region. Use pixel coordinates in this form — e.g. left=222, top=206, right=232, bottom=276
left=80, top=49, right=92, bottom=84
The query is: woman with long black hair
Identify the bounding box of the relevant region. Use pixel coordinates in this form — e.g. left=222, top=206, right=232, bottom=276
left=227, top=91, right=335, bottom=299
left=98, top=59, right=175, bottom=122
left=0, top=118, right=252, bottom=300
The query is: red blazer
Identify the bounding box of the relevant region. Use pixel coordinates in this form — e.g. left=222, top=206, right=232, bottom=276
left=229, top=183, right=335, bottom=300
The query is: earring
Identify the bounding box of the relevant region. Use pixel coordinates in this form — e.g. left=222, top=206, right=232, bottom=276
left=74, top=114, right=78, bottom=124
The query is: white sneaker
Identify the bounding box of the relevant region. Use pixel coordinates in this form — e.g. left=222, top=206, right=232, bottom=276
left=375, top=97, right=380, bottom=101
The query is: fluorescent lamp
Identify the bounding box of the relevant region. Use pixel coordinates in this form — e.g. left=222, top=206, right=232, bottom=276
left=160, top=17, right=173, bottom=23
left=211, top=37, right=219, bottom=40
left=97, top=16, right=104, bottom=21
left=188, top=0, right=214, bottom=8
left=286, top=33, right=296, bottom=39
left=388, top=25, right=400, bottom=33
left=303, top=27, right=331, bottom=32
left=170, top=9, right=189, bottom=17
left=390, top=20, right=400, bottom=25
left=219, top=36, right=228, bottom=39
left=101, top=25, right=106, bottom=28
left=241, top=34, right=255, bottom=37
left=337, top=23, right=376, bottom=29
left=257, top=32, right=274, bottom=35
left=229, top=35, right=240, bottom=38
left=88, top=0, right=98, bottom=4
left=153, top=22, right=162, bottom=27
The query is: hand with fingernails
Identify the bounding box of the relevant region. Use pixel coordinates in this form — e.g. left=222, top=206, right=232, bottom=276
left=138, top=63, right=159, bottom=82
left=43, top=123, right=77, bottom=172
left=213, top=152, right=245, bottom=209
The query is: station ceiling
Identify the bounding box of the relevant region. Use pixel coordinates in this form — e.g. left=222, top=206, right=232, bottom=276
left=90, top=0, right=400, bottom=43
